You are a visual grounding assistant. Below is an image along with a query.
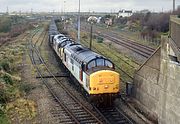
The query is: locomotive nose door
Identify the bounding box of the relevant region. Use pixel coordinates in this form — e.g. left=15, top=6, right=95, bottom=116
left=79, top=64, right=84, bottom=81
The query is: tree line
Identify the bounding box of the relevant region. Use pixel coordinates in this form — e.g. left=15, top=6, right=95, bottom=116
left=102, top=8, right=180, bottom=44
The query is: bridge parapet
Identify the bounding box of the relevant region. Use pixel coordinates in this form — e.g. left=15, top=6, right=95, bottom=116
left=170, top=16, right=180, bottom=61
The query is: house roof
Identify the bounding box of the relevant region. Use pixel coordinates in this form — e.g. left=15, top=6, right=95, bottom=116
left=119, top=10, right=132, bottom=13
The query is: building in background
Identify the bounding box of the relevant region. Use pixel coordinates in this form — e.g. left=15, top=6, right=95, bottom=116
left=105, top=18, right=113, bottom=27
left=118, top=9, right=133, bottom=18
left=138, top=9, right=150, bottom=14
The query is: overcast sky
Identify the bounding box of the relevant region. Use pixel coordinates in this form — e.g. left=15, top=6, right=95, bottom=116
left=0, top=0, right=180, bottom=13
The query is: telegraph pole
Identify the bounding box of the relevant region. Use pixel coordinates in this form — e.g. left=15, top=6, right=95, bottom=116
left=173, top=0, right=175, bottom=12
left=6, top=6, right=9, bottom=15
left=31, top=8, right=33, bottom=15
left=90, top=24, right=93, bottom=50
left=64, top=1, right=66, bottom=14
left=77, top=0, right=81, bottom=43
left=87, top=16, right=98, bottom=50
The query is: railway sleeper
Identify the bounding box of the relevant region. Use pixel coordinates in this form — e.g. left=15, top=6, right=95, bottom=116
left=58, top=119, right=75, bottom=123
left=75, top=114, right=91, bottom=118
left=79, top=119, right=98, bottom=123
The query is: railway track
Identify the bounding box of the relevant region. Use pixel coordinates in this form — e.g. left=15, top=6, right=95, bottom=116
left=69, top=27, right=135, bottom=81
left=94, top=106, right=134, bottom=124
left=28, top=28, right=105, bottom=124
left=39, top=31, right=47, bottom=47
left=81, top=23, right=155, bottom=58
left=27, top=23, right=136, bottom=124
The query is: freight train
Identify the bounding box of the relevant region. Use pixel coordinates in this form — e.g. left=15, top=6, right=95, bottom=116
left=48, top=19, right=120, bottom=106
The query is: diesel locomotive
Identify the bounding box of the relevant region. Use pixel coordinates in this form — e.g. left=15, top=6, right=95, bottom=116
left=48, top=19, right=120, bottom=105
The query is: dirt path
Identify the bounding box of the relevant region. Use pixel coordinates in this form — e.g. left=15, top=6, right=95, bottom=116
left=20, top=29, right=58, bottom=124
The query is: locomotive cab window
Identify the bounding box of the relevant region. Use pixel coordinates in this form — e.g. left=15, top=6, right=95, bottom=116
left=96, top=59, right=104, bottom=66
left=58, top=43, right=61, bottom=48
left=105, top=60, right=113, bottom=68
left=64, top=41, right=71, bottom=47
left=87, top=58, right=114, bottom=70
left=61, top=42, right=66, bottom=47
left=87, top=60, right=96, bottom=69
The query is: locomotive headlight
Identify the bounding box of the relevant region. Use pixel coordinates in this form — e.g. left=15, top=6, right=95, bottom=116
left=104, top=85, right=109, bottom=89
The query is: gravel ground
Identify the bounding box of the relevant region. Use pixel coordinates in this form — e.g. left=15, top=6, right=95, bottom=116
left=21, top=50, right=55, bottom=123
left=20, top=32, right=61, bottom=124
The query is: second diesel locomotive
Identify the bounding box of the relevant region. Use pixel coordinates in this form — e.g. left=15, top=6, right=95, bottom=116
left=48, top=19, right=120, bottom=105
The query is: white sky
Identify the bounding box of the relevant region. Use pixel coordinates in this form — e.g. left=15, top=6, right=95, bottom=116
left=0, top=0, right=180, bottom=13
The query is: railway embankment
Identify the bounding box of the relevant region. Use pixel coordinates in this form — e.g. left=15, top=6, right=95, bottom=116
left=133, top=15, right=180, bottom=124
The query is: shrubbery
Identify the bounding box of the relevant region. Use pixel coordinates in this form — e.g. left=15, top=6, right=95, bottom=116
left=0, top=89, right=9, bottom=104
left=0, top=60, right=11, bottom=72
left=3, top=74, right=13, bottom=85
left=19, top=83, right=35, bottom=94
left=0, top=17, right=11, bottom=33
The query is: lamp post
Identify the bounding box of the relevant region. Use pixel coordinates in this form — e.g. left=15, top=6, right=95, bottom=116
left=77, top=0, right=81, bottom=43
left=87, top=16, right=98, bottom=50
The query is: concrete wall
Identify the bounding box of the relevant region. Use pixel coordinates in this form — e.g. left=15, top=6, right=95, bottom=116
left=133, top=36, right=180, bottom=124
left=158, top=37, right=180, bottom=124
left=170, top=16, right=180, bottom=48
left=133, top=47, right=161, bottom=120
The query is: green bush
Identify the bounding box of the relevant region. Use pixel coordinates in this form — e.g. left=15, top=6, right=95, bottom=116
left=19, top=83, right=35, bottom=94
left=0, top=104, right=9, bottom=124
left=0, top=113, right=9, bottom=124
left=0, top=90, right=8, bottom=104
left=0, top=60, right=11, bottom=72
left=3, top=74, right=13, bottom=85
left=0, top=17, right=11, bottom=33
left=178, top=15, right=180, bottom=18
left=97, top=37, right=104, bottom=43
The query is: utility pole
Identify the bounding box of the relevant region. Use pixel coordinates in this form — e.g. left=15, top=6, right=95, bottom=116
left=90, top=24, right=93, bottom=50
left=31, top=8, right=33, bottom=15
left=6, top=6, right=9, bottom=15
left=19, top=10, right=21, bottom=16
left=77, top=0, right=81, bottom=43
left=59, top=0, right=61, bottom=16
left=87, top=16, right=98, bottom=50
left=173, top=0, right=175, bottom=12
left=64, top=1, right=66, bottom=15
left=61, top=2, right=63, bottom=15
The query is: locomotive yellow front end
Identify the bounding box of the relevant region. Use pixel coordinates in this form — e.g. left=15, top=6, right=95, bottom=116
left=89, top=70, right=120, bottom=105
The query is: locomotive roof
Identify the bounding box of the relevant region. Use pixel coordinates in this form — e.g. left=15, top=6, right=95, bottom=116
left=58, top=38, right=73, bottom=44
left=65, top=43, right=104, bottom=64
left=48, top=31, right=59, bottom=35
